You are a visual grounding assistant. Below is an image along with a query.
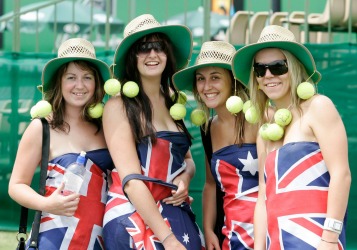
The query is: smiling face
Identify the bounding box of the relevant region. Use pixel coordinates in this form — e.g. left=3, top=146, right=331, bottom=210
left=195, top=66, right=232, bottom=110
left=254, top=48, right=291, bottom=104
left=61, top=62, right=96, bottom=109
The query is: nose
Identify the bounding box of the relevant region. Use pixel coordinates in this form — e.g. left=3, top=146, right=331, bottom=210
left=264, top=68, right=274, bottom=77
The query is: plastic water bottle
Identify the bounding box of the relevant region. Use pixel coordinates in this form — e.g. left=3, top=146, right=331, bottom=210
left=62, top=151, right=86, bottom=196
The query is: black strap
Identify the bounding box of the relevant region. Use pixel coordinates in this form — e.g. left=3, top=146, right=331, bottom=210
left=200, top=119, right=225, bottom=247
left=17, top=118, right=50, bottom=249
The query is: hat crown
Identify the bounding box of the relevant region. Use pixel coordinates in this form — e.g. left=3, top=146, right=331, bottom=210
left=57, top=38, right=96, bottom=59
left=124, top=14, right=161, bottom=38
left=257, top=25, right=296, bottom=43
left=196, top=41, right=236, bottom=66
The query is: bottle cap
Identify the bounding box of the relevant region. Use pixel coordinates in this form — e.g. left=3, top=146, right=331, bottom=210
left=77, top=151, right=86, bottom=165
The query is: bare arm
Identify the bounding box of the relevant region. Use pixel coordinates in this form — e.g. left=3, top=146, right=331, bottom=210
left=202, top=156, right=221, bottom=250
left=310, top=96, right=351, bottom=246
left=8, top=119, right=79, bottom=216
left=103, top=97, right=184, bottom=248
left=254, top=135, right=268, bottom=250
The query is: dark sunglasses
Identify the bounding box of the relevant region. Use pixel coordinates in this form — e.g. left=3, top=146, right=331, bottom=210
left=253, top=60, right=288, bottom=78
left=136, top=41, right=166, bottom=56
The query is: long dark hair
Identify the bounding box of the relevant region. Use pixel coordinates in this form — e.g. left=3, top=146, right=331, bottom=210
left=121, top=33, right=192, bottom=144
left=45, top=60, right=105, bottom=133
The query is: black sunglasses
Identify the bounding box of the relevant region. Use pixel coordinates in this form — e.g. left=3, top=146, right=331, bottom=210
left=253, top=60, right=288, bottom=78
left=136, top=41, right=166, bottom=56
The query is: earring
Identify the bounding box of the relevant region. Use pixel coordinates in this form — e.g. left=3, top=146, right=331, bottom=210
left=297, top=81, right=315, bottom=100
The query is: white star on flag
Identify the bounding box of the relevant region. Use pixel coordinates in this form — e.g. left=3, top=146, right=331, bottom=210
left=239, top=151, right=258, bottom=175
left=182, top=233, right=190, bottom=244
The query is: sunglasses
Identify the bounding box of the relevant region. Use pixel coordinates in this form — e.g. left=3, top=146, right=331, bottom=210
left=253, top=60, right=288, bottom=78
left=136, top=41, right=166, bottom=57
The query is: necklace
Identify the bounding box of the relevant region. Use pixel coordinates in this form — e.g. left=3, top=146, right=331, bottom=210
left=259, top=106, right=292, bottom=141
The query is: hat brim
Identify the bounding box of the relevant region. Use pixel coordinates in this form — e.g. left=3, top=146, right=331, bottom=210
left=232, top=41, right=321, bottom=86
left=173, top=63, right=232, bottom=91
left=41, top=57, right=111, bottom=92
left=113, top=25, right=193, bottom=79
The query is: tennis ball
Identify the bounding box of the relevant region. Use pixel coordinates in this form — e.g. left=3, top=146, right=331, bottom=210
left=171, top=91, right=187, bottom=105
left=274, top=108, right=292, bottom=126
left=123, top=81, right=139, bottom=98
left=259, top=123, right=270, bottom=140
left=30, top=100, right=52, bottom=118
left=190, top=109, right=206, bottom=126
left=169, top=103, right=186, bottom=120
left=243, top=100, right=252, bottom=113
left=88, top=103, right=104, bottom=118
left=226, top=96, right=243, bottom=114
left=297, top=81, right=315, bottom=100
left=266, top=123, right=284, bottom=141
left=104, top=78, right=121, bottom=96
left=245, top=106, right=259, bottom=124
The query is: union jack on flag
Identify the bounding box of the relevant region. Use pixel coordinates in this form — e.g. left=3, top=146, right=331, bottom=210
left=264, top=142, right=346, bottom=250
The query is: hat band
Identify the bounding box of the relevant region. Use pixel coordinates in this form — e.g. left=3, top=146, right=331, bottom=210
left=197, top=50, right=233, bottom=65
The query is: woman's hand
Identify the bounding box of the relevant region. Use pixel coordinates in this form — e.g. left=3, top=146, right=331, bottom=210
left=44, top=182, right=80, bottom=216
left=162, top=233, right=187, bottom=249
left=163, top=180, right=188, bottom=206
left=204, top=229, right=221, bottom=250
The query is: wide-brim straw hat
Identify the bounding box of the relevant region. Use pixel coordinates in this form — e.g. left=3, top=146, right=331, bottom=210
left=232, top=25, right=321, bottom=86
left=113, top=14, right=193, bottom=80
left=40, top=38, right=111, bottom=92
left=173, top=41, right=236, bottom=91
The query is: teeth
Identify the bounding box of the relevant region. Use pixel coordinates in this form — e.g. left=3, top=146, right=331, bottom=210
left=266, top=83, right=279, bottom=87
left=146, top=62, right=158, bottom=65
left=73, top=92, right=85, bottom=96
left=205, top=93, right=217, bottom=98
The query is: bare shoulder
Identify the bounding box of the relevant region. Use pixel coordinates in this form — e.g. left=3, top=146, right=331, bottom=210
left=103, top=96, right=126, bottom=117
left=308, top=94, right=336, bottom=111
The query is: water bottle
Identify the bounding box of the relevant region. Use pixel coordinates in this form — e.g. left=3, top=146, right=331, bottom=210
left=62, top=151, right=86, bottom=196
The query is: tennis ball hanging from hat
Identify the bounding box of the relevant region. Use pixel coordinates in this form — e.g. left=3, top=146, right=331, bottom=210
left=297, top=82, right=315, bottom=100
left=242, top=100, right=252, bottom=114
left=171, top=91, right=188, bottom=105
left=123, top=81, right=139, bottom=98
left=226, top=96, right=243, bottom=115
left=170, top=103, right=187, bottom=120
left=245, top=106, right=259, bottom=124
left=274, top=108, right=292, bottom=127
left=30, top=100, right=52, bottom=119
left=190, top=109, right=206, bottom=126
left=88, top=103, right=104, bottom=118
left=104, top=78, right=121, bottom=96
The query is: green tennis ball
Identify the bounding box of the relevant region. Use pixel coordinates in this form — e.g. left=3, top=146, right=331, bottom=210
left=88, top=103, right=104, bottom=118
left=259, top=123, right=270, bottom=140
left=31, top=100, right=52, bottom=118
left=170, top=103, right=186, bottom=120
left=171, top=91, right=188, bottom=105
left=243, top=100, right=252, bottom=113
left=190, top=109, right=206, bottom=126
left=297, top=81, right=315, bottom=100
left=266, top=123, right=284, bottom=141
left=123, top=81, right=139, bottom=98
left=226, top=96, right=243, bottom=114
left=274, top=108, right=292, bottom=126
left=104, top=78, right=121, bottom=96
left=245, top=106, right=259, bottom=124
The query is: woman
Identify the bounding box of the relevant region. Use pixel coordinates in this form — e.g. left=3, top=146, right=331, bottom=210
left=8, top=38, right=113, bottom=249
left=173, top=41, right=259, bottom=250
left=232, top=25, right=351, bottom=249
left=102, top=14, right=205, bottom=249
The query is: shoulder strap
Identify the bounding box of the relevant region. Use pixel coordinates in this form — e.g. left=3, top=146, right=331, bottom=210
left=200, top=118, right=213, bottom=163
left=28, top=118, right=50, bottom=249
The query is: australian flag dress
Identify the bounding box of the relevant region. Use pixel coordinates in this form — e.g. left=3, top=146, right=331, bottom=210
left=211, top=143, right=258, bottom=250
left=264, top=141, right=347, bottom=249
left=103, top=131, right=205, bottom=249
left=29, top=149, right=114, bottom=250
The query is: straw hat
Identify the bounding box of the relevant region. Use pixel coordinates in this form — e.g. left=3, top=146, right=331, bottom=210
left=232, top=25, right=321, bottom=86
left=41, top=38, right=111, bottom=92
left=173, top=41, right=236, bottom=91
left=113, top=14, right=193, bottom=79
